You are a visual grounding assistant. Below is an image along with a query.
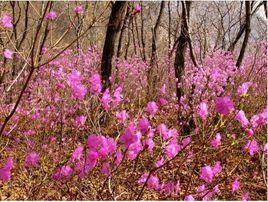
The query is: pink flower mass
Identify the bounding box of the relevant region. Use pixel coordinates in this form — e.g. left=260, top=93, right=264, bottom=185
left=46, top=11, right=57, bottom=20
left=0, top=1, right=266, bottom=200
left=74, top=5, right=83, bottom=14
left=134, top=4, right=141, bottom=13
left=0, top=158, right=13, bottom=182
left=3, top=49, right=13, bottom=59
left=1, top=14, right=12, bottom=28
left=215, top=96, right=234, bottom=116
left=197, top=102, right=208, bottom=120
left=25, top=152, right=40, bottom=168
left=146, top=101, right=158, bottom=116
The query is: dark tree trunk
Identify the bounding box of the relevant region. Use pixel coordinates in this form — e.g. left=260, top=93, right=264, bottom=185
left=236, top=1, right=251, bottom=68
left=117, top=5, right=130, bottom=58
left=174, top=1, right=197, bottom=135
left=150, top=1, right=165, bottom=66
left=264, top=1, right=267, bottom=18
left=101, top=1, right=127, bottom=92
left=228, top=1, right=261, bottom=52
left=140, top=2, right=146, bottom=61
left=174, top=1, right=191, bottom=101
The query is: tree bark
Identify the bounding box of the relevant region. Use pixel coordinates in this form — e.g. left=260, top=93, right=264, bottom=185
left=236, top=1, right=251, bottom=68
left=117, top=5, right=130, bottom=58
left=174, top=1, right=191, bottom=101
left=150, top=1, right=165, bottom=66
left=228, top=1, right=261, bottom=52
left=140, top=2, right=146, bottom=61
left=101, top=1, right=127, bottom=92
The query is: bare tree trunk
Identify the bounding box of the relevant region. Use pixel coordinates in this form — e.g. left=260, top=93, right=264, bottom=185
left=174, top=1, right=197, bottom=135
left=140, top=2, right=146, bottom=61
left=131, top=18, right=137, bottom=56
left=150, top=1, right=165, bottom=67
left=117, top=5, right=130, bottom=58
left=228, top=1, right=261, bottom=52
left=101, top=1, right=127, bottom=92
left=174, top=1, right=191, bottom=101
left=147, top=1, right=165, bottom=100
left=236, top=1, right=251, bottom=68
left=264, top=1, right=267, bottom=18
left=168, top=1, right=172, bottom=51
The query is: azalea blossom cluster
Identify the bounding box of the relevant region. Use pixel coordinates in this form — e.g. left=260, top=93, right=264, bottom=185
left=0, top=40, right=267, bottom=200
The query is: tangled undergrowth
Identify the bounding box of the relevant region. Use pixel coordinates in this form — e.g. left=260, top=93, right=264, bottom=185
left=0, top=38, right=267, bottom=200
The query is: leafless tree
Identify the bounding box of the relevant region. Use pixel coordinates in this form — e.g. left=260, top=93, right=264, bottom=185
left=101, top=1, right=127, bottom=91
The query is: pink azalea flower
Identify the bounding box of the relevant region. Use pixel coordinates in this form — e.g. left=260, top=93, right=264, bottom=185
left=147, top=175, right=159, bottom=190
left=134, top=4, right=141, bottom=13
left=127, top=141, right=143, bottom=160
left=197, top=102, right=208, bottom=120
left=86, top=151, right=98, bottom=170
left=74, top=115, right=87, bottom=127
left=146, top=101, right=158, bottom=116
left=71, top=146, right=83, bottom=162
left=87, top=135, right=115, bottom=158
left=72, top=83, right=87, bottom=100
left=244, top=139, right=259, bottom=156
left=212, top=161, right=222, bottom=175
left=116, top=110, right=129, bottom=123
left=115, top=150, right=123, bottom=166
left=157, top=123, right=169, bottom=140
left=89, top=73, right=102, bottom=95
left=74, top=5, right=83, bottom=14
left=138, top=173, right=159, bottom=190
left=1, top=14, right=13, bottom=28
left=235, top=110, right=249, bottom=128
left=67, top=70, right=83, bottom=86
left=0, top=157, right=13, bottom=182
left=158, top=97, right=168, bottom=107
left=264, top=143, right=268, bottom=155
left=168, top=128, right=179, bottom=143
left=213, top=185, right=219, bottom=193
left=245, top=128, right=254, bottom=137
left=138, top=173, right=149, bottom=184
left=182, top=137, right=191, bottom=148
left=138, top=117, right=150, bottom=134
left=196, top=184, right=206, bottom=195
left=145, top=137, right=155, bottom=153
left=200, top=165, right=214, bottom=183
left=211, top=133, right=221, bottom=149
left=3, top=49, right=13, bottom=59
left=232, top=178, right=240, bottom=193
left=61, top=165, right=73, bottom=177
left=67, top=70, right=87, bottom=100
left=101, top=89, right=112, bottom=111
left=237, top=82, right=252, bottom=96
left=120, top=122, right=138, bottom=148
left=46, top=11, right=57, bottom=20
left=215, top=96, right=234, bottom=116
left=166, top=143, right=181, bottom=159
left=242, top=192, right=249, bottom=201
left=41, top=47, right=47, bottom=55
left=106, top=137, right=117, bottom=154
left=113, top=86, right=123, bottom=107
left=184, top=195, right=195, bottom=201
left=25, top=152, right=40, bottom=168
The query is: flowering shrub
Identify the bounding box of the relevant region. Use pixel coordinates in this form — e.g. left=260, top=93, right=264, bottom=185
left=0, top=4, right=267, bottom=200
